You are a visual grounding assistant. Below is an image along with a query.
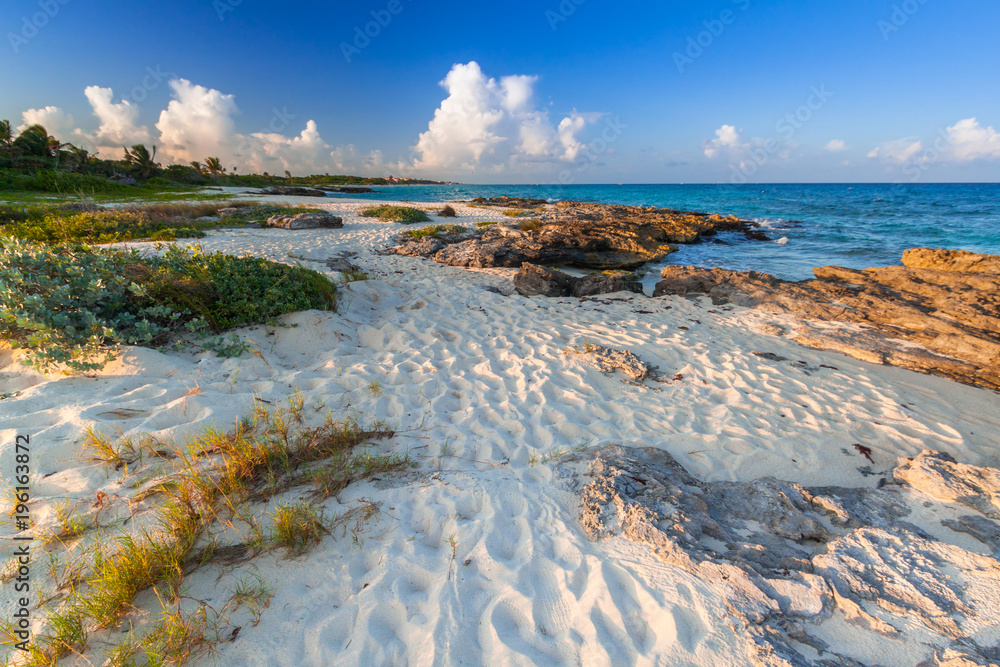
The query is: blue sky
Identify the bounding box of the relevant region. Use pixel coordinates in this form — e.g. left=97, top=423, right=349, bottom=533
left=2, top=0, right=999, bottom=182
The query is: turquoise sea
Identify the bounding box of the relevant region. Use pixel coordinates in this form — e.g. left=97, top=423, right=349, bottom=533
left=340, top=183, right=1000, bottom=281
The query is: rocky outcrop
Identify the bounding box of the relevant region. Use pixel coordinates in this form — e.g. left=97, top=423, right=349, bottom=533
left=653, top=250, right=1000, bottom=391
left=266, top=211, right=344, bottom=230
left=562, top=445, right=1000, bottom=666
left=470, top=196, right=548, bottom=208
left=318, top=186, right=377, bottom=194
left=903, top=248, right=1000, bottom=274
left=514, top=263, right=643, bottom=298
left=261, top=186, right=329, bottom=198
left=387, top=202, right=762, bottom=270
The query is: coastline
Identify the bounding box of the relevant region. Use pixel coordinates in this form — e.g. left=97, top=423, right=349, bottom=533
left=3, top=194, right=1000, bottom=665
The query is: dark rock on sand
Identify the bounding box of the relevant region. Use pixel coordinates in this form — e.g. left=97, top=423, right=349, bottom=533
left=266, top=211, right=344, bottom=230
left=317, top=186, right=378, bottom=194
left=470, top=196, right=548, bottom=208
left=388, top=201, right=761, bottom=271
left=561, top=444, right=1000, bottom=666
left=653, top=249, right=1000, bottom=391
left=514, top=263, right=643, bottom=298
left=261, top=186, right=329, bottom=198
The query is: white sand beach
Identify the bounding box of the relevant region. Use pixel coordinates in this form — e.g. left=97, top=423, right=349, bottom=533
left=3, top=197, right=1000, bottom=666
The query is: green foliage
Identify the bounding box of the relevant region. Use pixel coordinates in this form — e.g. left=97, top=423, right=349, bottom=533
left=272, top=502, right=329, bottom=557
left=402, top=224, right=466, bottom=240
left=360, top=205, right=431, bottom=224
left=502, top=209, right=532, bottom=218
left=0, top=168, right=141, bottom=195
left=520, top=218, right=543, bottom=231
left=122, top=144, right=161, bottom=179
left=12, top=124, right=55, bottom=158
left=0, top=240, right=337, bottom=372
left=476, top=221, right=499, bottom=229
left=218, top=204, right=305, bottom=227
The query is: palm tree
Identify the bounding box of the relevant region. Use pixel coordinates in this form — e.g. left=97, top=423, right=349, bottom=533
left=190, top=160, right=204, bottom=174
left=0, top=120, right=11, bottom=149
left=204, top=156, right=225, bottom=178
left=12, top=124, right=55, bottom=157
left=123, top=144, right=160, bottom=178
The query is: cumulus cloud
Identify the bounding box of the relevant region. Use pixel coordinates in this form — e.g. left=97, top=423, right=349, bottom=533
left=412, top=62, right=595, bottom=173
left=867, top=138, right=923, bottom=164
left=703, top=125, right=745, bottom=158
left=944, top=117, right=1000, bottom=161
left=156, top=79, right=241, bottom=165
left=825, top=139, right=847, bottom=152
left=73, top=86, right=153, bottom=158
left=18, top=106, right=76, bottom=141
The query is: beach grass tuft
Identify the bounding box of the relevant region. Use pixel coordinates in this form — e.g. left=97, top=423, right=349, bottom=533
left=22, top=397, right=408, bottom=664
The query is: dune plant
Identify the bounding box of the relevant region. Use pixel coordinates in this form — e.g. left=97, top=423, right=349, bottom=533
left=402, top=224, right=466, bottom=240
left=0, top=239, right=338, bottom=372
left=360, top=205, right=431, bottom=224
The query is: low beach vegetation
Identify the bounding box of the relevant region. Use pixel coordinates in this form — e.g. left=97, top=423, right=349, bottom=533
left=402, top=224, right=466, bottom=240
left=15, top=397, right=409, bottom=665
left=360, top=205, right=431, bottom=224
left=0, top=239, right=338, bottom=372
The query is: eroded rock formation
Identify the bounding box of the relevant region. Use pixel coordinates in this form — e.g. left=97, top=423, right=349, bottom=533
left=653, top=249, right=1000, bottom=391
left=266, top=211, right=344, bottom=230
left=513, top=263, right=643, bottom=298
left=561, top=445, right=1000, bottom=666
left=387, top=202, right=762, bottom=270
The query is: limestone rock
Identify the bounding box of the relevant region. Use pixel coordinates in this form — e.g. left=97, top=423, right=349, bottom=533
left=261, top=186, right=329, bottom=198
left=562, top=445, right=1000, bottom=666
left=903, top=248, right=1000, bottom=274
left=652, top=252, right=1000, bottom=391
left=894, top=450, right=1000, bottom=519
left=572, top=346, right=663, bottom=383
left=387, top=201, right=763, bottom=270
left=514, top=263, right=643, bottom=298
left=266, top=211, right=344, bottom=230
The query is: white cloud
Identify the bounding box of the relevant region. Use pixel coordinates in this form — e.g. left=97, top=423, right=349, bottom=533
left=18, top=106, right=76, bottom=141
left=944, top=117, right=1000, bottom=161
left=825, top=139, right=847, bottom=152
left=412, top=61, right=595, bottom=174
left=156, top=79, right=240, bottom=165
left=703, top=125, right=744, bottom=158
left=867, top=138, right=923, bottom=164
left=73, top=86, right=154, bottom=158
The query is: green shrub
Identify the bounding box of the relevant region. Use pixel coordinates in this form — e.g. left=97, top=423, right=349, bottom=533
left=360, top=205, right=431, bottom=224
left=502, top=209, right=532, bottom=218
left=220, top=204, right=306, bottom=227
left=0, top=202, right=288, bottom=244
left=402, top=224, right=466, bottom=240
left=0, top=239, right=337, bottom=372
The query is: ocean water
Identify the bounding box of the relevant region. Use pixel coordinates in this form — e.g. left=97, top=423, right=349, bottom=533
left=339, top=183, right=1000, bottom=281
